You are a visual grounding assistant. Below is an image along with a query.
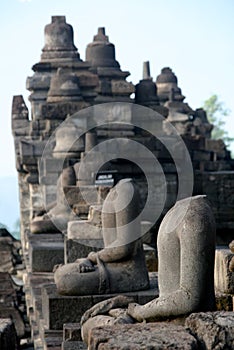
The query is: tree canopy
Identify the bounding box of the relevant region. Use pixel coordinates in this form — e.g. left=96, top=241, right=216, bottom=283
left=202, top=94, right=234, bottom=148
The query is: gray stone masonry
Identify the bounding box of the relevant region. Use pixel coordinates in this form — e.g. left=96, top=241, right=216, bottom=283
left=185, top=311, right=234, bottom=350
left=28, top=233, right=64, bottom=272
left=42, top=273, right=158, bottom=330
left=11, top=15, right=234, bottom=350
left=215, top=248, right=234, bottom=294
left=88, top=323, right=198, bottom=350
left=0, top=319, right=18, bottom=350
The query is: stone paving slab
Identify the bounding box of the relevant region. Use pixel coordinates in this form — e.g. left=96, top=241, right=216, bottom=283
left=185, top=311, right=234, bottom=350
left=88, top=322, right=198, bottom=350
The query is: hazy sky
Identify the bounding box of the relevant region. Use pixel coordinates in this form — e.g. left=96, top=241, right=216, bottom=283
left=1, top=0, right=234, bottom=177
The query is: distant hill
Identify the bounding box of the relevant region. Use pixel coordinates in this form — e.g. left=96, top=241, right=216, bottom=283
left=0, top=176, right=20, bottom=236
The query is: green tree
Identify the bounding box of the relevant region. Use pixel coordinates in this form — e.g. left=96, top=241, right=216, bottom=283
left=202, top=94, right=234, bottom=148
left=0, top=222, right=8, bottom=230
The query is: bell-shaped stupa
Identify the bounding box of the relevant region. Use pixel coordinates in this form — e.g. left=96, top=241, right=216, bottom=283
left=135, top=62, right=168, bottom=116
left=41, top=16, right=80, bottom=62
left=156, top=67, right=184, bottom=103
left=47, top=68, right=83, bottom=102
left=86, top=27, right=120, bottom=69
left=85, top=27, right=134, bottom=102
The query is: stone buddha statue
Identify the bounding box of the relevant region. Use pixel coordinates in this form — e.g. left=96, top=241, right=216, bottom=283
left=30, top=165, right=78, bottom=234
left=54, top=178, right=150, bottom=295
left=81, top=195, right=216, bottom=344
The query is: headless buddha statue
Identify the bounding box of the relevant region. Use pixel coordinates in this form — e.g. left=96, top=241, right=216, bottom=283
left=81, top=195, right=216, bottom=344
left=54, top=178, right=150, bottom=295
left=30, top=165, right=78, bottom=233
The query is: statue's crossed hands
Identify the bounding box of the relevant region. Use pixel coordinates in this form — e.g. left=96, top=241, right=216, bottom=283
left=75, top=258, right=95, bottom=273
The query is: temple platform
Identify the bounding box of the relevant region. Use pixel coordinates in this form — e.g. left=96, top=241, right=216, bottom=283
left=24, top=271, right=158, bottom=349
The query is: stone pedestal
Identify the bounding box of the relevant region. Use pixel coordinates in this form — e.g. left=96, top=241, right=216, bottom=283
left=41, top=273, right=158, bottom=330
left=28, top=233, right=64, bottom=272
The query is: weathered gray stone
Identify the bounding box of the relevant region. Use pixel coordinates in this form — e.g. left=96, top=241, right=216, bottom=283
left=0, top=231, right=21, bottom=273
left=54, top=179, right=150, bottom=295
left=126, top=196, right=216, bottom=322
left=0, top=308, right=25, bottom=338
left=65, top=238, right=102, bottom=264
left=42, top=284, right=93, bottom=330
left=41, top=16, right=80, bottom=62
left=11, top=15, right=234, bottom=350
left=29, top=235, right=64, bottom=272
left=185, top=311, right=234, bottom=350
left=62, top=341, right=87, bottom=350
left=88, top=323, right=198, bottom=350
left=229, top=240, right=234, bottom=272
left=63, top=323, right=82, bottom=341
left=215, top=248, right=234, bottom=294
left=0, top=319, right=18, bottom=350
left=41, top=273, right=158, bottom=331
left=47, top=68, right=83, bottom=102
left=41, top=101, right=89, bottom=120
left=11, top=95, right=29, bottom=120
left=216, top=292, right=233, bottom=311
left=81, top=196, right=216, bottom=345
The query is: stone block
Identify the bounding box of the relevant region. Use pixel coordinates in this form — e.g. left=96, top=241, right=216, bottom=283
left=62, top=341, right=87, bottom=350
left=63, top=186, right=98, bottom=207
left=76, top=71, right=99, bottom=88
left=67, top=221, right=103, bottom=240
left=96, top=130, right=135, bottom=137
left=12, top=95, right=29, bottom=119
left=29, top=234, right=64, bottom=272
left=65, top=238, right=102, bottom=264
left=63, top=323, right=82, bottom=341
left=215, top=248, right=234, bottom=294
left=143, top=244, right=158, bottom=272
left=215, top=292, right=233, bottom=311
left=41, top=158, right=65, bottom=174
left=88, top=323, right=198, bottom=350
left=0, top=308, right=25, bottom=338
left=41, top=101, right=89, bottom=120
left=42, top=284, right=93, bottom=330
left=40, top=174, right=59, bottom=185
left=66, top=227, right=155, bottom=264
left=185, top=311, right=234, bottom=350
left=12, top=119, right=29, bottom=130
left=44, top=334, right=63, bottom=350
left=193, top=150, right=212, bottom=162
left=41, top=274, right=158, bottom=331
left=20, top=140, right=47, bottom=158
left=111, top=80, right=135, bottom=94
left=0, top=318, right=18, bottom=350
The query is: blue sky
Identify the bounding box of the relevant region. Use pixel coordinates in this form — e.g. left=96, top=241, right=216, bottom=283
left=0, top=0, right=233, bottom=230
left=0, top=0, right=234, bottom=177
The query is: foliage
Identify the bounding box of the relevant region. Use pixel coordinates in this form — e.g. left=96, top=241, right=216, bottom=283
left=0, top=222, right=8, bottom=230
left=12, top=218, right=20, bottom=240
left=202, top=94, right=234, bottom=148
